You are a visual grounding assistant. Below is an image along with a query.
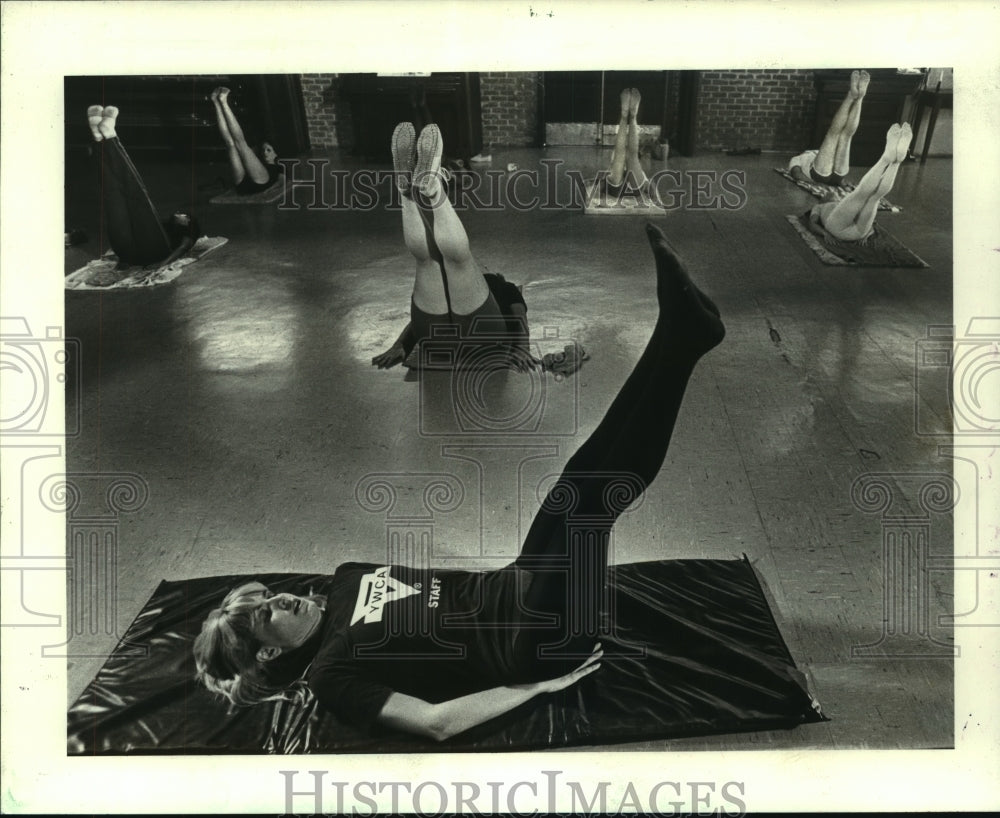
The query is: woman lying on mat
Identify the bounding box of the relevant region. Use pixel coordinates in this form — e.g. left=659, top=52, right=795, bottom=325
left=86, top=105, right=201, bottom=271
left=210, top=86, right=284, bottom=196
left=808, top=122, right=912, bottom=243
left=372, top=123, right=536, bottom=373
left=789, top=70, right=870, bottom=187
left=194, top=222, right=726, bottom=741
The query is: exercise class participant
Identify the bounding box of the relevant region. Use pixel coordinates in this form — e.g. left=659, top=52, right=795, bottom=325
left=604, top=87, right=649, bottom=194
left=86, top=104, right=200, bottom=269
left=210, top=86, right=283, bottom=196
left=808, top=122, right=913, bottom=242
left=194, top=221, right=726, bottom=741
left=788, top=69, right=870, bottom=187
left=372, top=122, right=535, bottom=372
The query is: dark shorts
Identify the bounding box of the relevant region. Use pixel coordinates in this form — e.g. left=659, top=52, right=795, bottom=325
left=809, top=166, right=844, bottom=186
left=235, top=165, right=283, bottom=195
left=410, top=293, right=510, bottom=369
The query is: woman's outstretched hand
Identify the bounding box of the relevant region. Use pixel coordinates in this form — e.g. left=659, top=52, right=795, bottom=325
left=508, top=339, right=539, bottom=373
left=515, top=642, right=603, bottom=694
left=372, top=343, right=407, bottom=369
left=377, top=643, right=603, bottom=741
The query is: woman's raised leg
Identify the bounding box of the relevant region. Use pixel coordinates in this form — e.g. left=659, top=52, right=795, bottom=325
left=215, top=87, right=270, bottom=185
left=607, top=88, right=632, bottom=188
left=821, top=122, right=912, bottom=241
left=624, top=88, right=648, bottom=191
left=513, top=224, right=725, bottom=666
left=831, top=70, right=869, bottom=177
left=392, top=121, right=449, bottom=314
left=411, top=125, right=490, bottom=315
left=211, top=87, right=248, bottom=186
left=814, top=70, right=864, bottom=178
left=94, top=106, right=172, bottom=266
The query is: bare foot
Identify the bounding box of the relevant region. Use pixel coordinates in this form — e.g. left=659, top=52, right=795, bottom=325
left=87, top=105, right=104, bottom=141
left=857, top=69, right=871, bottom=97
left=849, top=70, right=861, bottom=97
left=619, top=87, right=632, bottom=120
left=217, top=87, right=230, bottom=103
left=98, top=105, right=119, bottom=140
left=895, top=122, right=912, bottom=163
left=628, top=87, right=641, bottom=121
left=883, top=123, right=902, bottom=159
left=210, top=87, right=221, bottom=103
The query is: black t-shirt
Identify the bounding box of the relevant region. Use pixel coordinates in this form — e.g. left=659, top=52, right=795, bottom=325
left=304, top=562, right=543, bottom=729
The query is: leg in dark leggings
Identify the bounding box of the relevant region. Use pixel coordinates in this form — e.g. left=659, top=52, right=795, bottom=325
left=513, top=223, right=725, bottom=671
left=99, top=138, right=172, bottom=266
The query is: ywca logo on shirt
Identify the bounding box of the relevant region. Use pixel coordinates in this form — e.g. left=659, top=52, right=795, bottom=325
left=350, top=566, right=420, bottom=625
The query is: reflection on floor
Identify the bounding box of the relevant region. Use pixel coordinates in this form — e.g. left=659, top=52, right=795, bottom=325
left=64, top=146, right=954, bottom=750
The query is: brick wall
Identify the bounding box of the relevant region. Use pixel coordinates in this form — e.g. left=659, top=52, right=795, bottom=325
left=480, top=71, right=540, bottom=149
left=696, top=69, right=816, bottom=152
left=301, top=70, right=815, bottom=154
left=301, top=73, right=339, bottom=148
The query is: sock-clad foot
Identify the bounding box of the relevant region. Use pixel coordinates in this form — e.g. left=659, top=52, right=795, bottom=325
left=645, top=223, right=725, bottom=353
left=97, top=105, right=119, bottom=140
left=391, top=122, right=417, bottom=197
left=414, top=124, right=444, bottom=197
left=87, top=105, right=104, bottom=141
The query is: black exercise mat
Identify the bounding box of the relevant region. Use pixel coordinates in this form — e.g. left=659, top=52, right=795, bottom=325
left=67, top=557, right=825, bottom=754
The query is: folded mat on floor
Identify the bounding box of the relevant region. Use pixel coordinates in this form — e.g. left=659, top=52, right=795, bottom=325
left=64, top=237, right=228, bottom=290
left=67, top=557, right=825, bottom=754
left=773, top=167, right=900, bottom=212
left=786, top=213, right=928, bottom=268
left=209, top=175, right=289, bottom=204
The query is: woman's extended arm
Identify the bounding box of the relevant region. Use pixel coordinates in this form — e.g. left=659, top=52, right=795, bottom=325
left=376, top=644, right=602, bottom=741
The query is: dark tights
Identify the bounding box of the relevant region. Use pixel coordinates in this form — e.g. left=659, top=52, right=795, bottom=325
left=513, top=223, right=726, bottom=671
left=98, top=138, right=172, bottom=266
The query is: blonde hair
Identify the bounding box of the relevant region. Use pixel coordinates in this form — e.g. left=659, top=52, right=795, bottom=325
left=192, top=582, right=274, bottom=706
left=193, top=581, right=332, bottom=708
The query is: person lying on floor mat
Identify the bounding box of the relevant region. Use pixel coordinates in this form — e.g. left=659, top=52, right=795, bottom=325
left=195, top=222, right=726, bottom=741
left=372, top=123, right=536, bottom=373
left=789, top=69, right=870, bottom=187
left=210, top=86, right=284, bottom=196
left=85, top=105, right=201, bottom=273
left=808, top=122, right=913, bottom=242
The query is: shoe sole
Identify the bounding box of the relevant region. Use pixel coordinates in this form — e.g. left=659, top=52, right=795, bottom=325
left=391, top=122, right=416, bottom=193
left=414, top=125, right=442, bottom=192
